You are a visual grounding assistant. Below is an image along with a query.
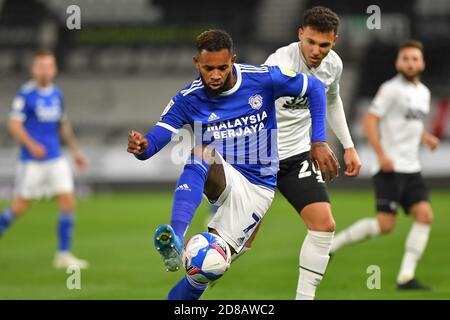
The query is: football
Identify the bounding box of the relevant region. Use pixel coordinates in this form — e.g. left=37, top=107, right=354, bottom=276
left=183, top=232, right=232, bottom=283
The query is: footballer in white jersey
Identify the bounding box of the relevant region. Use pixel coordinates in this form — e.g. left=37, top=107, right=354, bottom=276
left=265, top=42, right=350, bottom=160
left=331, top=40, right=439, bottom=290
left=246, top=6, right=361, bottom=300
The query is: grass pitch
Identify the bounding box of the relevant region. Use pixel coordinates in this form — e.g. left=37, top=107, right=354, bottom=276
left=0, top=190, right=449, bottom=299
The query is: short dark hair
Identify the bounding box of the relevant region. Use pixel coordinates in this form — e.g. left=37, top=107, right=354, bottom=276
left=196, top=29, right=233, bottom=53
left=33, top=48, right=55, bottom=59
left=398, top=40, right=424, bottom=54
left=302, top=6, right=340, bottom=34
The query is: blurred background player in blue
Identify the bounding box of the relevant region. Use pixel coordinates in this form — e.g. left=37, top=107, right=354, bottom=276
left=0, top=49, right=88, bottom=269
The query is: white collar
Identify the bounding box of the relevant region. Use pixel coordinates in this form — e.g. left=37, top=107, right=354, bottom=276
left=219, top=64, right=242, bottom=96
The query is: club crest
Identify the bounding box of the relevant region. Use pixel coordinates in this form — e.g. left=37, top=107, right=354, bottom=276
left=248, top=94, right=263, bottom=110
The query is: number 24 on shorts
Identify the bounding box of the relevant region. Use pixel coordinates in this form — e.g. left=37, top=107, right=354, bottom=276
left=298, top=160, right=324, bottom=183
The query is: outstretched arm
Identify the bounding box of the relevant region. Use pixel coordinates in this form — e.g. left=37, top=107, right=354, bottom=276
left=269, top=66, right=339, bottom=180
left=303, top=76, right=340, bottom=181
left=127, top=125, right=173, bottom=160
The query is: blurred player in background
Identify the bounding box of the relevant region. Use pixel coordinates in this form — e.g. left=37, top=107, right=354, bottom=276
left=0, top=50, right=88, bottom=269
left=331, top=40, right=439, bottom=290
left=127, top=29, right=339, bottom=300
left=245, top=6, right=361, bottom=300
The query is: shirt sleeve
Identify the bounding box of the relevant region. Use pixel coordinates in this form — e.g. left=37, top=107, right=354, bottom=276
left=326, top=62, right=354, bottom=149
left=369, top=82, right=396, bottom=117
left=268, top=65, right=327, bottom=142
left=9, top=92, right=28, bottom=121
left=327, top=55, right=343, bottom=97
left=326, top=94, right=354, bottom=149
left=135, top=125, right=174, bottom=160
left=135, top=93, right=189, bottom=160
left=267, top=65, right=310, bottom=99
left=156, top=93, right=189, bottom=134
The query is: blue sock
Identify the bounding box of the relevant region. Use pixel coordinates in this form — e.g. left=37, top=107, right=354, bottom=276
left=0, top=208, right=15, bottom=235
left=167, top=275, right=208, bottom=300
left=58, top=212, right=74, bottom=252
left=170, top=155, right=210, bottom=242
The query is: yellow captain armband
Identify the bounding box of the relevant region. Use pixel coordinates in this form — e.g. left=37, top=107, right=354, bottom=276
left=280, top=68, right=296, bottom=77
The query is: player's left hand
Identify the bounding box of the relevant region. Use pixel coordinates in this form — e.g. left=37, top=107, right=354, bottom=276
left=423, top=133, right=440, bottom=151
left=310, top=142, right=340, bottom=181
left=73, top=151, right=87, bottom=171
left=343, top=147, right=362, bottom=177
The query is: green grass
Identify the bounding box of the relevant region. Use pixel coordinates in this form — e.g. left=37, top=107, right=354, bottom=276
left=0, top=190, right=449, bottom=299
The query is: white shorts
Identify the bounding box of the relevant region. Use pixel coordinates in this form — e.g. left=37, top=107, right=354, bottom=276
left=14, top=157, right=74, bottom=199
left=207, top=153, right=275, bottom=253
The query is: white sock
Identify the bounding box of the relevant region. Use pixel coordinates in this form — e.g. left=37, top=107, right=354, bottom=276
left=330, top=218, right=380, bottom=253
left=397, top=222, right=431, bottom=284
left=296, top=230, right=334, bottom=300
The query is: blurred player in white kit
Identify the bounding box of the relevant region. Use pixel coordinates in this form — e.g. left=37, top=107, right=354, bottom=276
left=331, top=40, right=439, bottom=290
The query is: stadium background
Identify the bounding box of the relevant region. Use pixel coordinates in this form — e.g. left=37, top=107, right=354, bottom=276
left=0, top=0, right=449, bottom=299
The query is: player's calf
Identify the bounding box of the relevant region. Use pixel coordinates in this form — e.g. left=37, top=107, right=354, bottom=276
left=10, top=198, right=31, bottom=216
left=161, top=145, right=226, bottom=272
left=0, top=208, right=16, bottom=236
left=0, top=199, right=29, bottom=236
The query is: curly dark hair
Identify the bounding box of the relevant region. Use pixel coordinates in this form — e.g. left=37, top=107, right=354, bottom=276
left=302, top=6, right=340, bottom=34
left=196, top=29, right=234, bottom=53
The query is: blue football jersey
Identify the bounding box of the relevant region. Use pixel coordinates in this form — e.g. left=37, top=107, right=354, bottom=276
left=10, top=81, right=65, bottom=161
left=156, top=64, right=313, bottom=190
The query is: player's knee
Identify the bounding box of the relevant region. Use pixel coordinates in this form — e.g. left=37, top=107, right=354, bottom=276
left=60, top=204, right=76, bottom=212
left=310, top=216, right=335, bottom=232
left=190, top=145, right=216, bottom=164
left=378, top=220, right=396, bottom=234
left=322, top=214, right=336, bottom=232
left=415, top=209, right=433, bottom=225
left=410, top=202, right=433, bottom=225
left=302, top=208, right=335, bottom=232
left=57, top=194, right=76, bottom=212
left=10, top=199, right=30, bottom=216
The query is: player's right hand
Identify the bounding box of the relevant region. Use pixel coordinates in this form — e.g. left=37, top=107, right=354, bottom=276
left=310, top=142, right=340, bottom=181
left=378, top=154, right=394, bottom=172
left=73, top=150, right=88, bottom=172
left=343, top=147, right=362, bottom=177
left=127, top=130, right=148, bottom=155
left=28, top=143, right=47, bottom=160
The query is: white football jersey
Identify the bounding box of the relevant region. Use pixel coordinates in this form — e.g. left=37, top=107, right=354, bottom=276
left=369, top=74, right=430, bottom=173
left=265, top=42, right=343, bottom=160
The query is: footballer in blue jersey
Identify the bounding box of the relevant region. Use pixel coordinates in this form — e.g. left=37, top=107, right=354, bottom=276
left=0, top=50, right=88, bottom=269
left=127, top=30, right=339, bottom=300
